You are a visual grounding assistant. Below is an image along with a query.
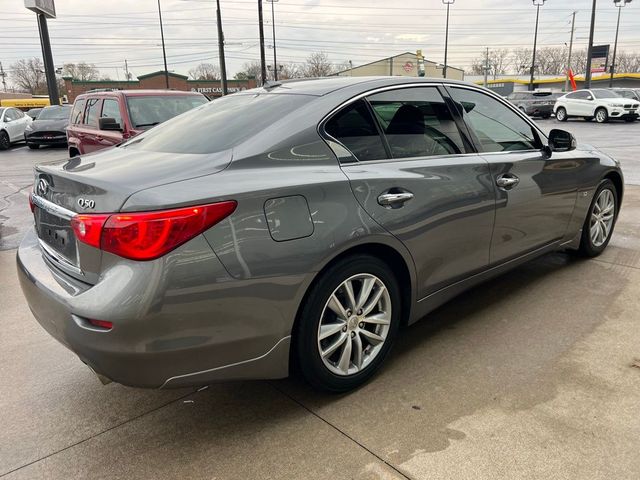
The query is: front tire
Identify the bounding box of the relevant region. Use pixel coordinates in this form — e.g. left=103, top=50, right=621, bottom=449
left=578, top=179, right=618, bottom=257
left=0, top=131, right=9, bottom=150
left=294, top=254, right=401, bottom=392
left=556, top=107, right=568, bottom=122
left=595, top=107, right=609, bottom=124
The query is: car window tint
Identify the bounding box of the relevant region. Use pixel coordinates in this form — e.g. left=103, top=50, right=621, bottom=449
left=84, top=98, right=101, bottom=127
left=126, top=95, right=208, bottom=130
left=123, top=93, right=310, bottom=155
left=367, top=87, right=464, bottom=158
left=325, top=99, right=387, bottom=161
left=70, top=99, right=86, bottom=125
left=101, top=99, right=122, bottom=126
left=592, top=89, right=619, bottom=99
left=449, top=87, right=540, bottom=153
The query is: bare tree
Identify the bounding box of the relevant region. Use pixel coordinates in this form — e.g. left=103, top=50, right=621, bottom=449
left=234, top=61, right=262, bottom=83
left=615, top=50, right=640, bottom=73
left=303, top=52, right=334, bottom=77
left=188, top=62, right=220, bottom=81
left=62, top=62, right=100, bottom=81
left=278, top=63, right=303, bottom=80
left=10, top=58, right=47, bottom=94
left=510, top=48, right=533, bottom=75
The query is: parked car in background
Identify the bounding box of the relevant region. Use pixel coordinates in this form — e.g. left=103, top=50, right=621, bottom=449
left=0, top=106, right=32, bottom=150
left=19, top=77, right=623, bottom=392
left=612, top=88, right=640, bottom=102
left=554, top=88, right=640, bottom=123
left=506, top=91, right=560, bottom=118
left=26, top=108, right=43, bottom=121
left=66, top=89, right=208, bottom=157
left=24, top=105, right=73, bottom=149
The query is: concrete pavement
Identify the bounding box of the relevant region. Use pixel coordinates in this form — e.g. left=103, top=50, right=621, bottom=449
left=1, top=186, right=639, bottom=479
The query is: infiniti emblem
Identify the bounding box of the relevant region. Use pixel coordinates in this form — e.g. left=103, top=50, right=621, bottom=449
left=37, top=178, right=49, bottom=197
left=77, top=198, right=96, bottom=210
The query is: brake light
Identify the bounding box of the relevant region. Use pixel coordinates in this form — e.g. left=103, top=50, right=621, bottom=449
left=70, top=201, right=236, bottom=261
left=88, top=319, right=113, bottom=330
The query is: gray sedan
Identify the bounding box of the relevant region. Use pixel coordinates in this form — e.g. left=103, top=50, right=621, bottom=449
left=17, top=77, right=623, bottom=392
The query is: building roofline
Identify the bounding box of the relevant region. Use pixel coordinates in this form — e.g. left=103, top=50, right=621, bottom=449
left=333, top=52, right=463, bottom=76
left=136, top=70, right=189, bottom=80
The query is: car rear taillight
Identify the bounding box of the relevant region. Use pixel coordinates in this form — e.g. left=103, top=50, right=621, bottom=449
left=70, top=201, right=237, bottom=261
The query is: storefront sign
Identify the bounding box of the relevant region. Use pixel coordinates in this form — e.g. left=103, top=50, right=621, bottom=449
left=191, top=87, right=246, bottom=94
left=590, top=45, right=610, bottom=73
left=24, top=0, right=56, bottom=18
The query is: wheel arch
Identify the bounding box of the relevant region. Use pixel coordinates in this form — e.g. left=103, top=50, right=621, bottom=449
left=604, top=170, right=624, bottom=211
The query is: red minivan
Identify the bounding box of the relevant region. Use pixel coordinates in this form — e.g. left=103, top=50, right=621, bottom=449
left=66, top=89, right=208, bottom=157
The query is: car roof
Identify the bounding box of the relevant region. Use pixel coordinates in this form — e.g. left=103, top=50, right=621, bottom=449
left=251, top=76, right=471, bottom=96
left=75, top=89, right=205, bottom=100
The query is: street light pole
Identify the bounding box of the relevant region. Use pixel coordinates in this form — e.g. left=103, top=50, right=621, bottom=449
left=610, top=0, right=632, bottom=88
left=585, top=0, right=598, bottom=89
left=266, top=0, right=279, bottom=81
left=442, top=0, right=454, bottom=79
left=157, top=0, right=169, bottom=88
left=529, top=0, right=545, bottom=92
left=564, top=11, right=576, bottom=92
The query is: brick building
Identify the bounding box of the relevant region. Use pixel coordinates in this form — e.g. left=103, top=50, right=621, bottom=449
left=62, top=70, right=257, bottom=102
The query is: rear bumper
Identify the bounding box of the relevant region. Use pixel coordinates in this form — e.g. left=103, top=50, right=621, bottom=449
left=16, top=228, right=293, bottom=388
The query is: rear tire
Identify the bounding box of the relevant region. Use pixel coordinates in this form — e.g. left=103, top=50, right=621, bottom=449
left=595, top=107, right=609, bottom=124
left=0, top=131, right=9, bottom=150
left=578, top=179, right=618, bottom=257
left=294, top=254, right=401, bottom=392
left=556, top=107, right=568, bottom=122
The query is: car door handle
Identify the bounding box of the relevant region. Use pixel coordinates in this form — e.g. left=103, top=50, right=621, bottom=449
left=377, top=191, right=414, bottom=207
left=496, top=174, right=520, bottom=189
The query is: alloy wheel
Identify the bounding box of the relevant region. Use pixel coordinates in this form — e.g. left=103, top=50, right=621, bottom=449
left=595, top=109, right=608, bottom=123
left=317, top=273, right=391, bottom=376
left=590, top=188, right=615, bottom=247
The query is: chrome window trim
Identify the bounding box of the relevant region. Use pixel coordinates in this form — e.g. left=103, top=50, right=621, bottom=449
left=31, top=194, right=75, bottom=220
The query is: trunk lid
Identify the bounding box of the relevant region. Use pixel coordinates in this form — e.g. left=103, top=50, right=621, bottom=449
left=32, top=146, right=232, bottom=282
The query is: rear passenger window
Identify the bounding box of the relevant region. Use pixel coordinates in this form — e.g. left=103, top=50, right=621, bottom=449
left=70, top=99, right=86, bottom=125
left=325, top=100, right=387, bottom=162
left=83, top=98, right=101, bottom=127
left=368, top=87, right=465, bottom=158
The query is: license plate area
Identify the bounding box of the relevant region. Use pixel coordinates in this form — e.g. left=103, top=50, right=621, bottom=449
left=35, top=208, right=78, bottom=266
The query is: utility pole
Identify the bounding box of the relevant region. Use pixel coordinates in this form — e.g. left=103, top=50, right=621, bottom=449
left=484, top=47, right=489, bottom=88
left=584, top=0, right=597, bottom=89
left=257, top=1, right=267, bottom=85
left=266, top=0, right=279, bottom=81
left=529, top=0, right=545, bottom=92
left=0, top=62, right=6, bottom=91
left=124, top=59, right=130, bottom=81
left=157, top=0, right=169, bottom=88
left=442, top=0, right=455, bottom=79
left=216, top=0, right=228, bottom=95
left=564, top=11, right=576, bottom=92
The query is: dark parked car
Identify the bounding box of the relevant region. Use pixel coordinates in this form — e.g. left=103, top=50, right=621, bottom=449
left=24, top=105, right=72, bottom=149
left=26, top=108, right=43, bottom=121
left=506, top=91, right=561, bottom=118
left=66, top=89, right=208, bottom=157
left=18, top=77, right=623, bottom=392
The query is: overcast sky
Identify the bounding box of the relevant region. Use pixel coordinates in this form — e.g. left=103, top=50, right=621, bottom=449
left=1, top=0, right=639, bottom=81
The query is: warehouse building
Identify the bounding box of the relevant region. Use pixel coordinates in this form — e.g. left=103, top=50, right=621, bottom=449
left=335, top=52, right=464, bottom=80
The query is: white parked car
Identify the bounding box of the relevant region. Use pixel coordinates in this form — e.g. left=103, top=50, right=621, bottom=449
left=554, top=89, right=640, bottom=123
left=0, top=107, right=32, bottom=149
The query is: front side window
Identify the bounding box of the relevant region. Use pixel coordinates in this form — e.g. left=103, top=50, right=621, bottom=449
left=367, top=87, right=465, bottom=158
left=70, top=99, right=86, bottom=125
left=83, top=98, right=101, bottom=127
left=325, top=99, right=387, bottom=161
left=449, top=87, right=541, bottom=153
left=101, top=99, right=122, bottom=127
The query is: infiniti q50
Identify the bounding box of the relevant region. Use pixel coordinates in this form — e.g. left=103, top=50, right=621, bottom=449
left=17, top=77, right=623, bottom=392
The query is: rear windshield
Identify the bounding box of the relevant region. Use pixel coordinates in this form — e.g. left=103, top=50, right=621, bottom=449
left=592, top=89, right=620, bottom=99
left=126, top=95, right=208, bottom=129
left=123, top=93, right=312, bottom=154
left=37, top=106, right=72, bottom=120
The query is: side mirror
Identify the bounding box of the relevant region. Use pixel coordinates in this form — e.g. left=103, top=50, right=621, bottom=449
left=99, top=117, right=122, bottom=131
left=548, top=129, right=577, bottom=153
left=586, top=95, right=593, bottom=101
